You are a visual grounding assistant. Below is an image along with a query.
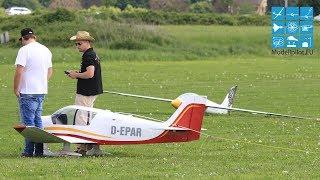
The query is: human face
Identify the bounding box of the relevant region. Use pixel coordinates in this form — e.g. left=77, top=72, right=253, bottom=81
left=75, top=40, right=90, bottom=52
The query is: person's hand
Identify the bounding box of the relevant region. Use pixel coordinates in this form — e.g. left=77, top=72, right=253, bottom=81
left=14, top=89, right=20, bottom=98
left=68, top=70, right=78, bottom=79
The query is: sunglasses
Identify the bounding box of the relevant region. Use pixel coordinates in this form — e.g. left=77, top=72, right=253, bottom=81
left=75, top=42, right=82, bottom=46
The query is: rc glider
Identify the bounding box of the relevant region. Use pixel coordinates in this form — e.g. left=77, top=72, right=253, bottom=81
left=104, top=86, right=305, bottom=119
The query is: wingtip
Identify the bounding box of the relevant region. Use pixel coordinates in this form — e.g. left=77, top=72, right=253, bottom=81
left=13, top=124, right=26, bottom=133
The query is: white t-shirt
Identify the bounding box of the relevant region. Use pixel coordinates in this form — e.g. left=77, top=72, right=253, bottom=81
left=15, top=41, right=52, bottom=94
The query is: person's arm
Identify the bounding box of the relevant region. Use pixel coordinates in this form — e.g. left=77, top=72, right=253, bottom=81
left=47, top=67, right=53, bottom=80
left=14, top=65, right=24, bottom=97
left=68, top=65, right=94, bottom=79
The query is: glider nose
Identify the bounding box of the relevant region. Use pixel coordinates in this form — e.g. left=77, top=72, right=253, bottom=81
left=171, top=98, right=182, bottom=109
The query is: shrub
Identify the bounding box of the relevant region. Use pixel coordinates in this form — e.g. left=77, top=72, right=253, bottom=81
left=79, top=6, right=121, bottom=20
left=42, top=8, right=75, bottom=23
left=0, top=7, right=5, bottom=17
left=85, top=5, right=122, bottom=15
left=31, top=8, right=50, bottom=15
left=48, top=0, right=82, bottom=10
left=105, top=0, right=117, bottom=7
left=216, top=14, right=237, bottom=25
left=149, top=0, right=189, bottom=12
left=237, top=15, right=270, bottom=26
left=190, top=1, right=213, bottom=14
left=124, top=4, right=148, bottom=13
left=85, top=19, right=172, bottom=49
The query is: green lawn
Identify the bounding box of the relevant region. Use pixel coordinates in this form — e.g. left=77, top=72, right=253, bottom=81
left=1, top=56, right=320, bottom=178
left=1, top=25, right=320, bottom=178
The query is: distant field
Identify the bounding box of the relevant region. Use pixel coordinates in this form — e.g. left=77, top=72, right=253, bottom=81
left=1, top=56, right=320, bottom=178
left=1, top=25, right=319, bottom=64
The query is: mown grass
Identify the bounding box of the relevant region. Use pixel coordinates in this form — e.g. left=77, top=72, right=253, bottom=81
left=0, top=25, right=320, bottom=178
left=1, top=57, right=320, bottom=178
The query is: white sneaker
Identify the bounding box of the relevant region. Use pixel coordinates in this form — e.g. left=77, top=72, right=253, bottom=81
left=43, top=144, right=57, bottom=157
left=86, top=145, right=103, bottom=156
left=43, top=148, right=57, bottom=156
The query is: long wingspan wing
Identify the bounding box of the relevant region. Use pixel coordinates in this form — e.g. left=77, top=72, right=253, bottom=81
left=104, top=91, right=173, bottom=102
left=103, top=91, right=311, bottom=119
left=206, top=105, right=308, bottom=119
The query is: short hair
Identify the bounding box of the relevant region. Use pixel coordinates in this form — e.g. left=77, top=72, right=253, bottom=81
left=22, top=34, right=36, bottom=41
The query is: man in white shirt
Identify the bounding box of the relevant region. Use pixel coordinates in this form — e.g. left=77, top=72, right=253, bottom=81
left=13, top=28, right=53, bottom=157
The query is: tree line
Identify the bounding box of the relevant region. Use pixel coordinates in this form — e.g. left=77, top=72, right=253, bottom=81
left=0, top=0, right=319, bottom=15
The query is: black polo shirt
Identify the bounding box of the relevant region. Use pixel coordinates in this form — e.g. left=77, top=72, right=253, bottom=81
left=77, top=48, right=103, bottom=96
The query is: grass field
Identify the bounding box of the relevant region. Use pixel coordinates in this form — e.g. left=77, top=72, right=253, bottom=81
left=1, top=25, right=320, bottom=178
left=1, top=25, right=319, bottom=63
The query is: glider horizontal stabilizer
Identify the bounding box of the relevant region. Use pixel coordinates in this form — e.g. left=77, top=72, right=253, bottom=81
left=14, top=125, right=67, bottom=143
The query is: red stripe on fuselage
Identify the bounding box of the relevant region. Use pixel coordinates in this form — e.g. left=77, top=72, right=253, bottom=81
left=54, top=130, right=195, bottom=145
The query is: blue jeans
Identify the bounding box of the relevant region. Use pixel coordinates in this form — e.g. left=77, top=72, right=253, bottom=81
left=19, top=94, right=45, bottom=156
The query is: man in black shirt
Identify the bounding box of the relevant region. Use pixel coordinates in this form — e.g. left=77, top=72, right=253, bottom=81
left=68, top=31, right=103, bottom=156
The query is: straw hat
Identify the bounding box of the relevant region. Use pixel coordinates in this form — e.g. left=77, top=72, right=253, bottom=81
left=70, top=31, right=95, bottom=41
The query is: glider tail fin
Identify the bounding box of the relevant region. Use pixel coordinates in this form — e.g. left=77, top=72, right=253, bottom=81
left=221, top=85, right=237, bottom=108
left=164, top=93, right=207, bottom=140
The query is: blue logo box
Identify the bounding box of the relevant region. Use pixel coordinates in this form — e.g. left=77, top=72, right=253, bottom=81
left=271, top=6, right=313, bottom=49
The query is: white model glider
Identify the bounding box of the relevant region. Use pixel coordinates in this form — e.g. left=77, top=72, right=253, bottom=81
left=104, top=86, right=305, bottom=119
left=14, top=93, right=209, bottom=156
left=106, top=86, right=238, bottom=115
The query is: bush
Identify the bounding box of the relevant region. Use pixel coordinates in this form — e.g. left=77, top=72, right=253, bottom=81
left=216, top=14, right=237, bottom=25
left=85, top=20, right=172, bottom=49
left=86, top=5, right=121, bottom=15
left=0, top=7, right=5, bottom=17
left=31, top=8, right=50, bottom=15
left=74, top=7, right=269, bottom=26
left=117, top=11, right=269, bottom=26
left=42, top=8, right=75, bottom=23
left=124, top=4, right=148, bottom=13
left=190, top=1, right=213, bottom=14
left=149, top=0, right=189, bottom=12
left=237, top=15, right=270, bottom=26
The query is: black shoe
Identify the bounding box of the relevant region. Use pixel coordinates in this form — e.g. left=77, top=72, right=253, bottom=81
left=34, top=154, right=44, bottom=157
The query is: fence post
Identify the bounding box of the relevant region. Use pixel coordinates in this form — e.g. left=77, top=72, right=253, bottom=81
left=0, top=33, right=3, bottom=44
left=4, top=31, right=9, bottom=43
left=0, top=31, right=9, bottom=44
